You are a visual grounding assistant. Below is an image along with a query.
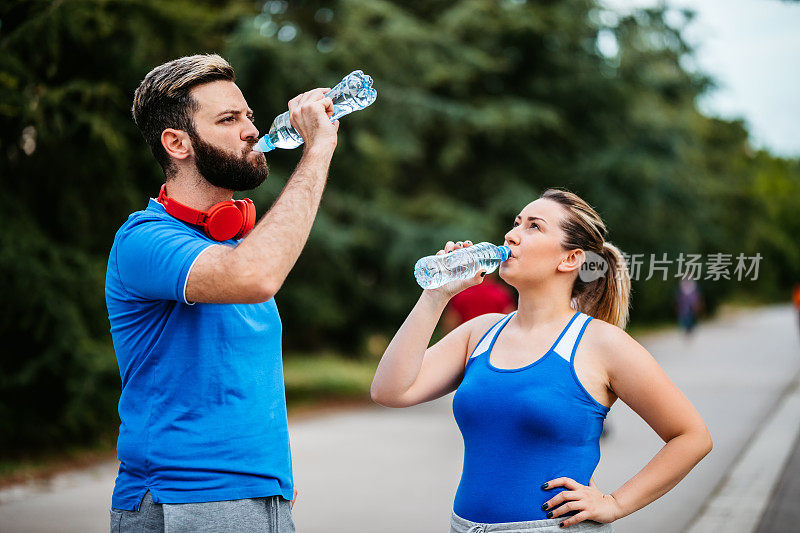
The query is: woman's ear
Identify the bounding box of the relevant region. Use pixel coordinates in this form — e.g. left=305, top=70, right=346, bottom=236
left=161, top=128, right=191, bottom=161
left=558, top=249, right=585, bottom=273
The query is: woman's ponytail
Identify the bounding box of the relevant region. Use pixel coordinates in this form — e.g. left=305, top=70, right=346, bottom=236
left=599, top=242, right=631, bottom=328
left=542, top=189, right=631, bottom=329
left=571, top=242, right=631, bottom=329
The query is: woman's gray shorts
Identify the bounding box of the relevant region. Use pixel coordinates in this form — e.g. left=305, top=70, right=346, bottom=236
left=450, top=511, right=614, bottom=533
left=110, top=491, right=295, bottom=533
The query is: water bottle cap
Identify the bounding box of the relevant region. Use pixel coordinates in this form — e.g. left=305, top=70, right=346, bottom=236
left=253, top=136, right=275, bottom=153
left=497, top=245, right=511, bottom=261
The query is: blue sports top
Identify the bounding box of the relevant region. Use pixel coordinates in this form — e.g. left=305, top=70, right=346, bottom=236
left=105, top=198, right=292, bottom=511
left=452, top=311, right=610, bottom=523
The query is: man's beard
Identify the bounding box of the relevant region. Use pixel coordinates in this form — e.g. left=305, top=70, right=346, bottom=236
left=189, top=132, right=269, bottom=192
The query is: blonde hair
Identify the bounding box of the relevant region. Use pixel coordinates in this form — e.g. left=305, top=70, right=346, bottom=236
left=132, top=54, right=235, bottom=173
left=541, top=189, right=631, bottom=329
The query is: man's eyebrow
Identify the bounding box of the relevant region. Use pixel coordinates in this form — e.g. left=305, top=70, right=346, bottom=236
left=215, top=109, right=254, bottom=117
left=514, top=215, right=548, bottom=224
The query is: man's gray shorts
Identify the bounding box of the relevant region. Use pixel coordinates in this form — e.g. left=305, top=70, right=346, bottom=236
left=110, top=491, right=295, bottom=533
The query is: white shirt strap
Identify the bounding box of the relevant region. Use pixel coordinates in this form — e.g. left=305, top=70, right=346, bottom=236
left=470, top=313, right=515, bottom=359
left=553, top=313, right=591, bottom=362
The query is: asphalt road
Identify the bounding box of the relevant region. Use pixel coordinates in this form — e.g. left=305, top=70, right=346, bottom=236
left=1, top=304, right=798, bottom=533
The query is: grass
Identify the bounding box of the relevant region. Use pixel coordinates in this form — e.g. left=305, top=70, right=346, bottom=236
left=0, top=436, right=118, bottom=489
left=283, top=352, right=378, bottom=412
left=0, top=352, right=378, bottom=487
left=626, top=319, right=677, bottom=339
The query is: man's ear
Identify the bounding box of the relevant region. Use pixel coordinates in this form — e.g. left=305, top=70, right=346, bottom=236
left=558, top=249, right=584, bottom=273
left=161, top=129, right=191, bottom=161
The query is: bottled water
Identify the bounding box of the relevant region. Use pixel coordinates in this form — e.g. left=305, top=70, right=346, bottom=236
left=414, top=243, right=511, bottom=290
left=254, top=70, right=377, bottom=152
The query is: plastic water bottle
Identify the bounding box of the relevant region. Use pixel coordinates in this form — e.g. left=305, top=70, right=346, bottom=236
left=414, top=243, right=511, bottom=290
left=254, top=70, right=377, bottom=152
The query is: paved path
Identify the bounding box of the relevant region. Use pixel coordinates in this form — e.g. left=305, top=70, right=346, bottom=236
left=755, top=415, right=800, bottom=532
left=1, top=305, right=798, bottom=533
left=687, top=370, right=800, bottom=533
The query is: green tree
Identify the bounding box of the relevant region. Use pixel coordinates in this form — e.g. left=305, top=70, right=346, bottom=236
left=229, top=1, right=798, bottom=338
left=1, top=0, right=797, bottom=454
left=0, top=0, right=249, bottom=452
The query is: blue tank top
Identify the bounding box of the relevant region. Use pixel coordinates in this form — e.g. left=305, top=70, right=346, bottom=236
left=452, top=311, right=610, bottom=523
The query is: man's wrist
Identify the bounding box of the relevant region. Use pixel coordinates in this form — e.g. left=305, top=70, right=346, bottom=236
left=302, top=140, right=336, bottom=159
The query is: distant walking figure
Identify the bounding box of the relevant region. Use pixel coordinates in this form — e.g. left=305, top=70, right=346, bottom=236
left=371, top=189, right=712, bottom=532
left=675, top=278, right=703, bottom=336
left=793, top=284, right=800, bottom=334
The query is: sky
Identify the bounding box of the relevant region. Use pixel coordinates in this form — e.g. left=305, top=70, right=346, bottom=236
left=604, top=0, right=800, bottom=157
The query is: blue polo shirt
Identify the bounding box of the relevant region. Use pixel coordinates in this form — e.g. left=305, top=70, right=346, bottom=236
left=105, top=198, right=292, bottom=511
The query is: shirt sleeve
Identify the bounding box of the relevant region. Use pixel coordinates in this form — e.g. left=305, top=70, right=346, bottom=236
left=115, top=219, right=215, bottom=305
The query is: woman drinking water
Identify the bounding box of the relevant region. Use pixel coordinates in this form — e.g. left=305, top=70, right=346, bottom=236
left=370, top=189, right=712, bottom=532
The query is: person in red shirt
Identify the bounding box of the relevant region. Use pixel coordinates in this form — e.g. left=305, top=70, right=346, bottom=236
left=441, top=272, right=516, bottom=333
left=792, top=284, right=800, bottom=334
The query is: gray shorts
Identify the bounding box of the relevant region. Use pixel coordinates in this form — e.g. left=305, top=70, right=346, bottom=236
left=110, top=491, right=295, bottom=533
left=450, top=511, right=614, bottom=533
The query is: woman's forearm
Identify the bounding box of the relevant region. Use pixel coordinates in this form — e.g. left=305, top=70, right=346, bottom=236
left=370, top=290, right=448, bottom=405
left=610, top=430, right=713, bottom=519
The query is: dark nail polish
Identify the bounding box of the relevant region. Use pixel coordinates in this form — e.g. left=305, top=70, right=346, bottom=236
left=547, top=511, right=554, bottom=518
left=541, top=482, right=549, bottom=489
left=541, top=503, right=549, bottom=511
left=480, top=272, right=486, bottom=277
left=559, top=523, right=565, bottom=528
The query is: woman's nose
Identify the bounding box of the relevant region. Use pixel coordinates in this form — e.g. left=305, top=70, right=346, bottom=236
left=504, top=229, right=519, bottom=245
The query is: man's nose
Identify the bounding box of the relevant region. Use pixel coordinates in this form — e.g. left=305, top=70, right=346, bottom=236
left=242, top=119, right=259, bottom=142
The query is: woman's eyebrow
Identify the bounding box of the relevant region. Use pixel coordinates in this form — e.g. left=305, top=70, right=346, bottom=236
left=515, top=215, right=547, bottom=224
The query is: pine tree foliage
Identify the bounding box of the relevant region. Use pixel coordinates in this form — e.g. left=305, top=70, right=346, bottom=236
left=1, top=0, right=798, bottom=452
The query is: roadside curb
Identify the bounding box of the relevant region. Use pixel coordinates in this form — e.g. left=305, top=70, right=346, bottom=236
left=685, top=370, right=800, bottom=532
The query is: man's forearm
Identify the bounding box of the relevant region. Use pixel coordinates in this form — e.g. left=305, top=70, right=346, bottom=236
left=232, top=145, right=334, bottom=296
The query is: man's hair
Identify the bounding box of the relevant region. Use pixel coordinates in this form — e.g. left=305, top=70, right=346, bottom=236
left=132, top=54, right=235, bottom=175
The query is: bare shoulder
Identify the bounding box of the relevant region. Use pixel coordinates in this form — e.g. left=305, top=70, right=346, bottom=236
left=582, top=318, right=634, bottom=349
left=581, top=317, right=654, bottom=376
left=465, top=312, right=508, bottom=335
left=463, top=312, right=509, bottom=355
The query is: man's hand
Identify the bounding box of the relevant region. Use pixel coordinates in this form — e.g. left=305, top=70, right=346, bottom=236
left=287, top=88, right=339, bottom=152
left=290, top=488, right=298, bottom=510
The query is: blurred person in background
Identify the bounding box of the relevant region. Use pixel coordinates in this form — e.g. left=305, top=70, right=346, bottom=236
left=105, top=54, right=338, bottom=532
left=440, top=272, right=517, bottom=334
left=371, top=189, right=712, bottom=532
left=793, top=283, right=800, bottom=334
left=675, top=278, right=704, bottom=337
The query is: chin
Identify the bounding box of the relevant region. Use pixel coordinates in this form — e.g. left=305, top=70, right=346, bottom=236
left=498, top=265, right=514, bottom=285
left=249, top=154, right=269, bottom=174
left=499, top=262, right=542, bottom=289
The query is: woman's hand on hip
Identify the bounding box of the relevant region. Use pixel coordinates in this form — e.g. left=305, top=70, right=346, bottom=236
left=541, top=477, right=623, bottom=527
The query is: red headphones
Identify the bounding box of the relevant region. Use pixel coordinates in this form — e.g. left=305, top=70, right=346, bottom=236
left=157, top=184, right=256, bottom=241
